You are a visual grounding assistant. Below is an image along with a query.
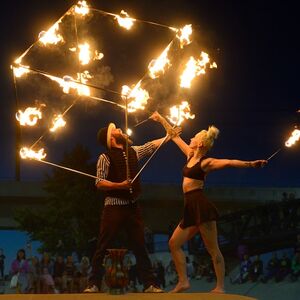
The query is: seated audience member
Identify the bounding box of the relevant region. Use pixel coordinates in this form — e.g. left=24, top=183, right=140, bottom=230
left=10, top=249, right=30, bottom=293
left=53, top=255, right=65, bottom=293
left=249, top=255, right=263, bottom=282
left=28, top=256, right=40, bottom=293
left=275, top=252, right=291, bottom=282
left=231, top=254, right=252, bottom=284
left=290, top=251, right=300, bottom=282
left=40, top=252, right=55, bottom=293
left=77, top=256, right=91, bottom=292
left=62, top=255, right=76, bottom=293
left=261, top=252, right=279, bottom=283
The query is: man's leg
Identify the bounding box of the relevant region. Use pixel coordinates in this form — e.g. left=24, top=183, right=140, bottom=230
left=126, top=204, right=157, bottom=290
left=87, top=206, right=124, bottom=290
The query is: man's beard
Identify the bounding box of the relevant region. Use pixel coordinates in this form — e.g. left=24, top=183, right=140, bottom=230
left=115, top=134, right=133, bottom=146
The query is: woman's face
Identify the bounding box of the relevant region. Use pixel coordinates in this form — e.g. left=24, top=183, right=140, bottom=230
left=189, top=131, right=205, bottom=149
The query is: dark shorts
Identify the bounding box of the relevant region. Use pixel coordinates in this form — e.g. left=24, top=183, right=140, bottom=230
left=179, top=189, right=219, bottom=229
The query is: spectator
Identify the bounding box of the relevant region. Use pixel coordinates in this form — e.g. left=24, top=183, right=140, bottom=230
left=28, top=256, right=40, bottom=293
left=77, top=256, right=91, bottom=292
left=249, top=255, right=263, bottom=282
left=186, top=257, right=194, bottom=280
left=10, top=249, right=30, bottom=293
left=230, top=254, right=251, bottom=284
left=290, top=251, right=300, bottom=282
left=62, top=255, right=76, bottom=293
left=53, top=255, right=65, bottom=293
left=261, top=252, right=279, bottom=283
left=126, top=253, right=138, bottom=292
left=40, top=252, right=55, bottom=293
left=155, top=260, right=166, bottom=289
left=0, top=248, right=5, bottom=279
left=275, top=252, right=291, bottom=282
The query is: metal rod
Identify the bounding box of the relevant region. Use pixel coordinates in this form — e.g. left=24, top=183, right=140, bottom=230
left=30, top=158, right=98, bottom=179
left=90, top=8, right=177, bottom=31
left=266, top=148, right=282, bottom=161
left=131, top=134, right=169, bottom=183
left=134, top=118, right=150, bottom=127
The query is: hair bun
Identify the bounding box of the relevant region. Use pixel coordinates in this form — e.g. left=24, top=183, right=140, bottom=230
left=207, top=125, right=219, bottom=140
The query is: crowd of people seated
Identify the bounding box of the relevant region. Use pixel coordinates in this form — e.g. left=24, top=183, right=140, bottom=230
left=9, top=249, right=92, bottom=294
left=230, top=239, right=300, bottom=285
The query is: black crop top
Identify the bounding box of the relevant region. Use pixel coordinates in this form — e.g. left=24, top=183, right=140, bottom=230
left=182, top=156, right=206, bottom=180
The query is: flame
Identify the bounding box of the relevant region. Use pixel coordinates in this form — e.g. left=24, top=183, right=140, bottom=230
left=49, top=114, right=66, bottom=132
left=180, top=52, right=216, bottom=88
left=127, top=128, right=132, bottom=136
left=115, top=10, right=135, bottom=30
left=148, top=43, right=172, bottom=79
left=94, top=50, right=104, bottom=60
left=12, top=65, right=30, bottom=78
left=122, top=81, right=149, bottom=112
left=20, top=147, right=46, bottom=160
left=39, top=21, right=64, bottom=45
left=78, top=43, right=91, bottom=65
left=176, top=24, right=192, bottom=48
left=16, top=107, right=42, bottom=126
left=74, top=0, right=89, bottom=16
left=45, top=72, right=91, bottom=96
left=285, top=129, right=300, bottom=147
left=167, top=101, right=195, bottom=126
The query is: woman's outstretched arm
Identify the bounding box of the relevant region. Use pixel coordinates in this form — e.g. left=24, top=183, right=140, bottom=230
left=202, top=158, right=267, bottom=173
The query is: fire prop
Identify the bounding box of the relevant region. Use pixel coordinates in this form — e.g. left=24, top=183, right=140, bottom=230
left=12, top=0, right=217, bottom=180
left=267, top=128, right=300, bottom=161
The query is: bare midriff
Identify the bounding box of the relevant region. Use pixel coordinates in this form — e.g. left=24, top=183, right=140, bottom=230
left=182, top=177, right=204, bottom=194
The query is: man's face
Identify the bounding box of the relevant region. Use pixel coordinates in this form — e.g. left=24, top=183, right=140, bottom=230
left=111, top=128, right=132, bottom=145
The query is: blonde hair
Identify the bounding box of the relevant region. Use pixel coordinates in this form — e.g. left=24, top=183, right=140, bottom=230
left=195, top=125, right=219, bottom=150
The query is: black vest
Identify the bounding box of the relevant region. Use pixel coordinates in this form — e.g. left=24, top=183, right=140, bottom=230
left=104, top=147, right=141, bottom=199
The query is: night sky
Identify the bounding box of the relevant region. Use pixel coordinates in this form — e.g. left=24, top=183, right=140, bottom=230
left=1, top=0, right=299, bottom=187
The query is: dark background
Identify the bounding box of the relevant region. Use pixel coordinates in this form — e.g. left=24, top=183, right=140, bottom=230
left=1, top=0, right=299, bottom=186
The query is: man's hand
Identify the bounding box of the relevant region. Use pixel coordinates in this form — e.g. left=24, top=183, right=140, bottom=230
left=168, top=126, right=182, bottom=138
left=149, top=111, right=162, bottom=122
left=118, top=179, right=132, bottom=189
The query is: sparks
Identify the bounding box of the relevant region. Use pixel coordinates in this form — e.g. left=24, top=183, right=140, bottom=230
left=16, top=107, right=42, bottom=126
left=148, top=42, right=172, bottom=79
left=176, top=24, right=192, bottom=48
left=115, top=10, right=135, bottom=30
left=167, top=101, right=195, bottom=126
left=49, top=114, right=66, bottom=132
left=122, top=81, right=149, bottom=113
left=20, top=147, right=47, bottom=160
left=285, top=129, right=300, bottom=147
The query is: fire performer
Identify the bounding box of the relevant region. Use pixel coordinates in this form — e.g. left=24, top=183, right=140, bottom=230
left=84, top=122, right=179, bottom=293
left=150, top=111, right=267, bottom=293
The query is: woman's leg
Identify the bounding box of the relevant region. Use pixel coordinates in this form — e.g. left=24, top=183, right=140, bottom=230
left=169, top=225, right=198, bottom=292
left=199, top=221, right=225, bottom=293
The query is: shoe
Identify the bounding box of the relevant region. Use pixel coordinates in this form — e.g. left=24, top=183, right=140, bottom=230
left=83, top=285, right=99, bottom=293
left=144, top=285, right=164, bottom=293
